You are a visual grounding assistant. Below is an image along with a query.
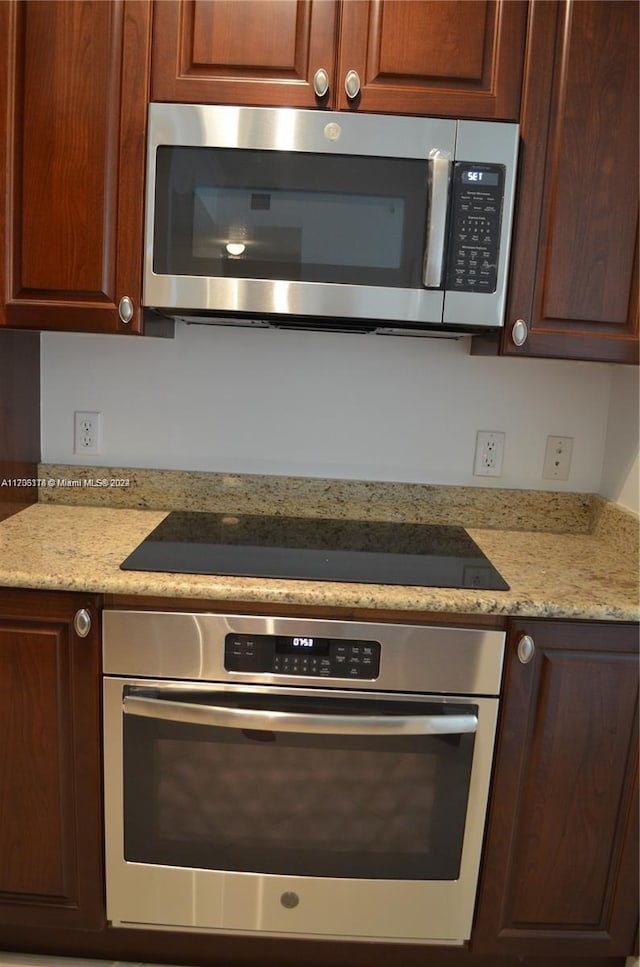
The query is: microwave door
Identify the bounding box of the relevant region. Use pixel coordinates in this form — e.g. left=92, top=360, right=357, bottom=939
left=143, top=105, right=461, bottom=328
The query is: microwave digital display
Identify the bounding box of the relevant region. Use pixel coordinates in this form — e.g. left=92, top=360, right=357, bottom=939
left=462, top=170, right=500, bottom=186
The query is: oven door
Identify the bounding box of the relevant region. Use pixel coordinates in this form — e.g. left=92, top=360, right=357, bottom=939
left=103, top=678, right=499, bottom=944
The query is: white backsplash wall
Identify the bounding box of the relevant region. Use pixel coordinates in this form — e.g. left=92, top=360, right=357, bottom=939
left=40, top=323, right=616, bottom=493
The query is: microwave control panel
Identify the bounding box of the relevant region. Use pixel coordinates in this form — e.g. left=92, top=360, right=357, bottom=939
left=225, top=633, right=381, bottom=680
left=446, top=162, right=505, bottom=294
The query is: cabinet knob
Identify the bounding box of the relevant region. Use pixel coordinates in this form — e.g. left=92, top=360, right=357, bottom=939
left=118, top=296, right=134, bottom=324
left=74, top=608, right=92, bottom=638
left=313, top=68, right=329, bottom=99
left=517, top=634, right=535, bottom=664
left=511, top=318, right=528, bottom=346
left=344, top=69, right=361, bottom=100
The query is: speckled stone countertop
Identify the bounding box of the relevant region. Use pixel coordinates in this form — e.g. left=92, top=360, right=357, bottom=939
left=0, top=466, right=637, bottom=621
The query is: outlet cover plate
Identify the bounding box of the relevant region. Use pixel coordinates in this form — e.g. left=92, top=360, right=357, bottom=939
left=74, top=411, right=102, bottom=455
left=543, top=435, right=573, bottom=480
left=473, top=430, right=505, bottom=477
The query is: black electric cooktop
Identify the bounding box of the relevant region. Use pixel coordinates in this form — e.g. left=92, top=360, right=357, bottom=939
left=121, top=512, right=509, bottom=591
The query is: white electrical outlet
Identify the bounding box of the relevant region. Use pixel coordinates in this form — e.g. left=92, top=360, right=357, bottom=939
left=74, top=411, right=102, bottom=455
left=543, top=435, right=573, bottom=480
left=473, top=430, right=505, bottom=477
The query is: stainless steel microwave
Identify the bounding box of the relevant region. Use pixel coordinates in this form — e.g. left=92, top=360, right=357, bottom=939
left=143, top=103, right=519, bottom=336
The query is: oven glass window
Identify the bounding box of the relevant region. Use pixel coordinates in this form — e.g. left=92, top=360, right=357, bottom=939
left=152, top=147, right=429, bottom=288
left=123, top=690, right=477, bottom=881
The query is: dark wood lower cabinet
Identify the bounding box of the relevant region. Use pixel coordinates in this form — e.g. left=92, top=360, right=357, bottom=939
left=0, top=589, right=104, bottom=930
left=473, top=619, right=639, bottom=957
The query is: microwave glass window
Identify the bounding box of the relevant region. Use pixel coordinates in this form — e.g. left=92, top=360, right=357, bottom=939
left=153, top=147, right=429, bottom=288
left=122, top=690, right=476, bottom=881
left=192, top=187, right=405, bottom=270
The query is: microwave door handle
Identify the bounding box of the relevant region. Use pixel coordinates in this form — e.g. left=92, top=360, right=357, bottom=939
left=423, top=156, right=451, bottom=288
left=123, top=695, right=478, bottom=737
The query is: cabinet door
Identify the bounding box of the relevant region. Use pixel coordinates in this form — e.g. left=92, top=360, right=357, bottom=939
left=2, top=1, right=150, bottom=334
left=501, top=0, right=639, bottom=362
left=473, top=620, right=639, bottom=956
left=151, top=0, right=526, bottom=118
left=336, top=0, right=527, bottom=117
left=0, top=589, right=104, bottom=930
left=151, top=0, right=338, bottom=108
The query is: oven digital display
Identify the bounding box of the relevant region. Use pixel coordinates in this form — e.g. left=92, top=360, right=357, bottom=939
left=276, top=636, right=330, bottom=655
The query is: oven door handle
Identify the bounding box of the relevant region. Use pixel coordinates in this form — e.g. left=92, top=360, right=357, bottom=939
left=123, top=694, right=478, bottom=736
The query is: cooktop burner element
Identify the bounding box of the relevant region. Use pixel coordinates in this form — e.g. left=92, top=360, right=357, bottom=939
left=121, top=512, right=509, bottom=590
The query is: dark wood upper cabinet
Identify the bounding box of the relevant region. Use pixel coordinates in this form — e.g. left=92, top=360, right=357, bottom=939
left=2, top=0, right=151, bottom=334
left=473, top=619, right=639, bottom=957
left=0, top=589, right=104, bottom=930
left=499, top=0, right=639, bottom=363
left=335, top=0, right=526, bottom=118
left=151, top=0, right=339, bottom=108
left=151, top=0, right=527, bottom=119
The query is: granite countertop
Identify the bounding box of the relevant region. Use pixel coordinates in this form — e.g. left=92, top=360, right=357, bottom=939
left=0, top=466, right=637, bottom=621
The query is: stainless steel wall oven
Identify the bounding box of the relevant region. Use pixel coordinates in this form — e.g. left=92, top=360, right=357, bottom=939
left=103, top=611, right=504, bottom=945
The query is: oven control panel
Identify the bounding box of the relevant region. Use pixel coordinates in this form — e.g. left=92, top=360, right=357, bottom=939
left=225, top=633, right=381, bottom=680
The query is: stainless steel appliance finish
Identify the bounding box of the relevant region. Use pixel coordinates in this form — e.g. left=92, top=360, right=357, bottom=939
left=104, top=610, right=504, bottom=945
left=144, top=104, right=519, bottom=335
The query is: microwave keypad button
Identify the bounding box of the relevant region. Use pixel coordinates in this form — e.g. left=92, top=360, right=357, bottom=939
left=446, top=162, right=505, bottom=293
